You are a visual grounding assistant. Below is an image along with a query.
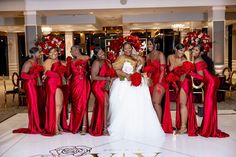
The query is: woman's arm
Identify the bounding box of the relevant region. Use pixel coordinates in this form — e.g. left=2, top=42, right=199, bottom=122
left=21, top=60, right=34, bottom=79
left=158, top=52, right=166, bottom=83
left=91, top=60, right=110, bottom=81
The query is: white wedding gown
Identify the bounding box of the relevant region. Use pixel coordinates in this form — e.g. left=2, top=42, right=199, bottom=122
left=108, top=61, right=165, bottom=142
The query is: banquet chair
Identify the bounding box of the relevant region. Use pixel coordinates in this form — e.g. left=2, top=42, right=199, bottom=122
left=192, top=78, right=204, bottom=117
left=2, top=72, right=20, bottom=107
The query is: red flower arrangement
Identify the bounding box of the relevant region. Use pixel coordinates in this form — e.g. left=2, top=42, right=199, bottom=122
left=172, top=61, right=195, bottom=77
left=110, top=35, right=142, bottom=54
left=183, top=31, right=212, bottom=53
left=182, top=61, right=195, bottom=74
left=173, top=66, right=184, bottom=76
left=130, top=72, right=142, bottom=87
left=166, top=72, right=180, bottom=83
left=107, top=51, right=118, bottom=63
left=35, top=33, right=65, bottom=55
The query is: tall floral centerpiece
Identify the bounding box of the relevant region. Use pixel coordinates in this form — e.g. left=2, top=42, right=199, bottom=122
left=107, top=35, right=142, bottom=63
left=183, top=31, right=212, bottom=53
left=35, top=33, right=65, bottom=55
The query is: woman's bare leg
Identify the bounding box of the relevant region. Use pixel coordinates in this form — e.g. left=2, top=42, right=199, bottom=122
left=55, top=88, right=63, bottom=134
left=81, top=107, right=88, bottom=135
left=103, top=92, right=109, bottom=135
left=152, top=84, right=165, bottom=122
left=177, top=88, right=188, bottom=134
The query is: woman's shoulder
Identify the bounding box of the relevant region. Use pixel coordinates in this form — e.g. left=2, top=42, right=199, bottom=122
left=167, top=54, right=174, bottom=62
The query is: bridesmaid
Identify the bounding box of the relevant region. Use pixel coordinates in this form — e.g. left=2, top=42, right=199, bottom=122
left=13, top=47, right=43, bottom=134
left=60, top=57, right=71, bottom=131
left=167, top=43, right=197, bottom=136
left=89, top=47, right=114, bottom=136
left=68, top=45, right=91, bottom=134
left=191, top=45, right=229, bottom=138
left=43, top=47, right=66, bottom=136
left=144, top=38, right=173, bottom=133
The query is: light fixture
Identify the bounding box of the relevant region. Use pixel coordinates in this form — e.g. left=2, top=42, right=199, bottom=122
left=171, top=24, right=185, bottom=31
left=41, top=27, right=52, bottom=34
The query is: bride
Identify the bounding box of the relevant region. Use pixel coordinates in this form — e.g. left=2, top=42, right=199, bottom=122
left=108, top=42, right=165, bottom=141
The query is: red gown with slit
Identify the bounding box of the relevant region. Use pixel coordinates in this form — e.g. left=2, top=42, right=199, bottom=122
left=13, top=63, right=43, bottom=134
left=42, top=61, right=66, bottom=136
left=173, top=65, right=198, bottom=136
left=69, top=59, right=91, bottom=133
left=194, top=61, right=229, bottom=138
left=89, top=61, right=110, bottom=136
left=145, top=60, right=173, bottom=133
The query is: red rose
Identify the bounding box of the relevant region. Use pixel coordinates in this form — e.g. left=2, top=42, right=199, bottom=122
left=174, top=66, right=184, bottom=76
left=107, top=51, right=118, bottom=63
left=166, top=72, right=179, bottom=83
left=130, top=72, right=142, bottom=87
left=182, top=61, right=195, bottom=74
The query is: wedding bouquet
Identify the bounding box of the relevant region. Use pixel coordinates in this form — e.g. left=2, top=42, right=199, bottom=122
left=130, top=72, right=142, bottom=87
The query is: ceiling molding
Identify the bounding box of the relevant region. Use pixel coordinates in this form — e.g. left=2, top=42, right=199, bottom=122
left=123, top=13, right=207, bottom=23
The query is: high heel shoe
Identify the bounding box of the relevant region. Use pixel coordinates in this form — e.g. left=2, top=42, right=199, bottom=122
left=103, top=127, right=109, bottom=136
left=80, top=126, right=87, bottom=135
left=175, top=126, right=187, bottom=135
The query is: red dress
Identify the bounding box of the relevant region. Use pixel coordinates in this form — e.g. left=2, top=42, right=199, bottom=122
left=13, top=63, right=43, bottom=134
left=195, top=61, right=229, bottom=138
left=173, top=65, right=198, bottom=136
left=145, top=60, right=173, bottom=133
left=69, top=59, right=91, bottom=133
left=89, top=61, right=110, bottom=136
left=43, top=61, right=66, bottom=136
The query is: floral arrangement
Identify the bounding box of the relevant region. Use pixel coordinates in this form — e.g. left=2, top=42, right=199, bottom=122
left=130, top=72, right=142, bottom=87
left=166, top=61, right=194, bottom=83
left=35, top=33, right=65, bottom=55
left=107, top=35, right=142, bottom=63
left=166, top=72, right=180, bottom=83
left=110, top=35, right=142, bottom=53
left=182, top=61, right=195, bottom=74
left=107, top=51, right=118, bottom=63
left=183, top=31, right=212, bottom=53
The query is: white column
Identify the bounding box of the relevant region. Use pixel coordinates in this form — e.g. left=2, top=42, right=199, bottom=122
left=65, top=31, right=73, bottom=58
left=7, top=33, right=19, bottom=76
left=208, top=6, right=225, bottom=74
left=24, top=10, right=42, bottom=54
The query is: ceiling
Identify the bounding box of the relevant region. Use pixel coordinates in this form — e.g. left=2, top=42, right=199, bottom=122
left=0, top=6, right=235, bottom=32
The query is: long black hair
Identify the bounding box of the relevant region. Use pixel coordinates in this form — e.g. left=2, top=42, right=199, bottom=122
left=90, top=47, right=103, bottom=66
left=20, top=47, right=40, bottom=71
left=196, top=44, right=215, bottom=74
left=175, top=43, right=187, bottom=59
left=147, top=38, right=156, bottom=53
